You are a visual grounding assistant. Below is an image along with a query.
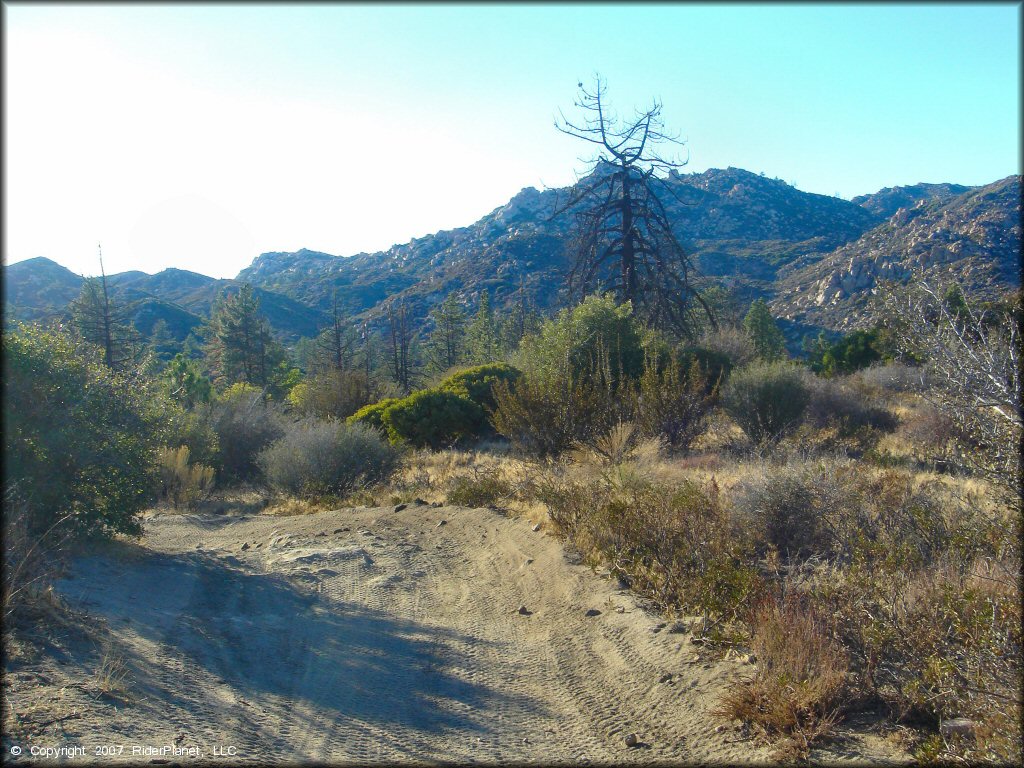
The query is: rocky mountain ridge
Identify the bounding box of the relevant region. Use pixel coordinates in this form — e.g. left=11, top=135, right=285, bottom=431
left=772, top=176, right=1021, bottom=330
left=5, top=167, right=1019, bottom=345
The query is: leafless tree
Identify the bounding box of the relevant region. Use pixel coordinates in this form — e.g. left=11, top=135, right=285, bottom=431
left=554, top=76, right=714, bottom=338
left=883, top=281, right=1021, bottom=508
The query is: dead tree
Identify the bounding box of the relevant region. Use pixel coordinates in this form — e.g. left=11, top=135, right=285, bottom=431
left=554, top=76, right=714, bottom=338
left=883, top=281, right=1021, bottom=510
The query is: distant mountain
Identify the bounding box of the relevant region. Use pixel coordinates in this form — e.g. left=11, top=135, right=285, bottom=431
left=850, top=182, right=974, bottom=219
left=2, top=256, right=84, bottom=321
left=6, top=167, right=1018, bottom=348
left=3, top=260, right=329, bottom=343
left=237, top=167, right=887, bottom=330
left=772, top=176, right=1021, bottom=330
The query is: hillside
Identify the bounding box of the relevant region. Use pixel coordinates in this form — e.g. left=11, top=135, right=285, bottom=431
left=5, top=167, right=1019, bottom=344
left=772, top=175, right=1021, bottom=330
left=3, top=261, right=329, bottom=344
left=236, top=167, right=887, bottom=328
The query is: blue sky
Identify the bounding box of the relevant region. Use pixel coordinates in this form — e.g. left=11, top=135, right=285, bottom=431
left=4, top=2, right=1020, bottom=279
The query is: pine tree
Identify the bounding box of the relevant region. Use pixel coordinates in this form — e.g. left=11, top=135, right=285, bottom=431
left=466, top=290, right=499, bottom=364
left=71, top=260, right=142, bottom=371
left=386, top=299, right=419, bottom=393
left=742, top=299, right=787, bottom=361
left=498, top=276, right=541, bottom=356
left=163, top=352, right=213, bottom=409
left=148, top=319, right=178, bottom=362
left=316, top=291, right=357, bottom=373
left=202, top=284, right=284, bottom=390
left=427, top=294, right=467, bottom=374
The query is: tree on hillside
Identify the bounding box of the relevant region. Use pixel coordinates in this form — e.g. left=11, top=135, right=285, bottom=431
left=554, top=76, right=714, bottom=338
left=317, top=291, right=357, bottom=373
left=202, top=284, right=285, bottom=391
left=498, top=275, right=542, bottom=355
left=427, top=294, right=467, bottom=374
left=162, top=352, right=212, bottom=410
left=385, top=298, right=419, bottom=394
left=71, top=256, right=142, bottom=370
left=742, top=299, right=786, bottom=361
left=466, top=290, right=500, bottom=364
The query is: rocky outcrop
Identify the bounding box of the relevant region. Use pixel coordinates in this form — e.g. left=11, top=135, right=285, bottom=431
left=773, top=176, right=1021, bottom=329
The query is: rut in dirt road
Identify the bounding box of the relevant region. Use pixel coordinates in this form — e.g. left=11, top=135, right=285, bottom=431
left=22, top=503, right=902, bottom=764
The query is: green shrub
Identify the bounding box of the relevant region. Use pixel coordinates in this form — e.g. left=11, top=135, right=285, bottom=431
left=721, top=361, right=812, bottom=447
left=437, top=363, right=522, bottom=413
left=3, top=323, right=166, bottom=538
left=382, top=390, right=485, bottom=449
left=163, top=405, right=220, bottom=469
left=491, top=370, right=625, bottom=458
left=287, top=369, right=372, bottom=420
left=730, top=463, right=839, bottom=563
left=632, top=353, right=716, bottom=451
left=805, top=377, right=898, bottom=438
left=537, top=474, right=762, bottom=622
left=515, top=294, right=645, bottom=387
left=258, top=419, right=398, bottom=497
left=347, top=398, right=403, bottom=433
left=210, top=383, right=285, bottom=482
left=676, top=345, right=733, bottom=394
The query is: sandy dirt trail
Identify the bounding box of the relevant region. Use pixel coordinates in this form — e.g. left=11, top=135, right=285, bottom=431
left=7, top=503, right=907, bottom=764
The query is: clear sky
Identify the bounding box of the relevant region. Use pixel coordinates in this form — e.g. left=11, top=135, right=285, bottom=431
left=4, top=2, right=1020, bottom=279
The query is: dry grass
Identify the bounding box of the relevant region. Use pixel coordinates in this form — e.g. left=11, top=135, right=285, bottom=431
left=719, top=596, right=848, bottom=760
left=92, top=644, right=132, bottom=703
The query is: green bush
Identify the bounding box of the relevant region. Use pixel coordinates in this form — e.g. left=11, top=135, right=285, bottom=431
left=3, top=324, right=167, bottom=538
left=676, top=345, right=733, bottom=394
left=491, top=370, right=625, bottom=458
left=287, top=369, right=372, bottom=420
left=437, top=363, right=522, bottom=413
left=210, top=383, right=285, bottom=482
left=163, top=405, right=220, bottom=469
left=730, top=464, right=838, bottom=563
left=382, top=390, right=485, bottom=449
left=515, top=294, right=645, bottom=387
left=805, top=376, right=898, bottom=438
left=721, top=361, right=812, bottom=447
left=632, top=352, right=717, bottom=451
left=347, top=398, right=403, bottom=433
left=536, top=474, right=762, bottom=622
left=258, top=419, right=398, bottom=498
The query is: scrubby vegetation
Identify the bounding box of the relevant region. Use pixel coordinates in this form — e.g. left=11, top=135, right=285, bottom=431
left=258, top=419, right=398, bottom=497
left=3, top=276, right=1018, bottom=764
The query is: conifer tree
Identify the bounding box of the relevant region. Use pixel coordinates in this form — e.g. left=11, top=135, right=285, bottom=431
left=71, top=250, right=141, bottom=370
left=316, top=291, right=357, bottom=372
left=466, top=291, right=499, bottom=364
left=427, top=294, right=467, bottom=374
left=742, top=298, right=786, bottom=361
left=202, top=284, right=285, bottom=390
left=386, top=299, right=419, bottom=393
left=163, top=352, right=213, bottom=409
